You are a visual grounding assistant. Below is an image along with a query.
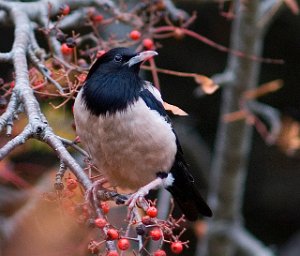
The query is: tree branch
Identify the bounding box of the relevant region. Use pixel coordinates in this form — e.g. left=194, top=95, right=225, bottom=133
left=42, top=127, right=92, bottom=190
left=246, top=100, right=281, bottom=144
left=258, top=0, right=284, bottom=29
left=199, top=0, right=278, bottom=255
left=0, top=52, right=13, bottom=62
left=0, top=93, right=18, bottom=132
left=0, top=125, right=32, bottom=160
left=231, top=226, right=274, bottom=256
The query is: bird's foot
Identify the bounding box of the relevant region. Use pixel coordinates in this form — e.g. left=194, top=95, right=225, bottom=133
left=125, top=178, right=163, bottom=213
left=126, top=187, right=149, bottom=211
left=85, top=178, right=108, bottom=205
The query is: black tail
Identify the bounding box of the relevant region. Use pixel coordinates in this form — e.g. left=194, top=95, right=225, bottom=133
left=167, top=181, right=212, bottom=221
left=166, top=154, right=212, bottom=221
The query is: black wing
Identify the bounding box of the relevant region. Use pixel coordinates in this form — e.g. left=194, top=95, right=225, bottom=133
left=139, top=88, right=171, bottom=123
left=140, top=88, right=212, bottom=219
left=139, top=88, right=184, bottom=150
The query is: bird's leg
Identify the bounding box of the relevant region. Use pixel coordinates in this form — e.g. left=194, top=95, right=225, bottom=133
left=126, top=177, right=164, bottom=210
left=85, top=178, right=108, bottom=206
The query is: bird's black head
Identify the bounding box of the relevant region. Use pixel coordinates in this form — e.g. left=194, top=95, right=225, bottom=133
left=82, top=47, right=158, bottom=116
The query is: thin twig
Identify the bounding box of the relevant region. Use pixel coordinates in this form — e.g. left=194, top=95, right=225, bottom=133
left=0, top=93, right=19, bottom=132
left=153, top=26, right=284, bottom=64
left=28, top=47, right=64, bottom=93
left=0, top=125, right=32, bottom=160
left=58, top=135, right=90, bottom=158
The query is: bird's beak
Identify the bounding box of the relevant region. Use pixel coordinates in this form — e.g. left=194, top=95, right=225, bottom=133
left=126, top=50, right=158, bottom=67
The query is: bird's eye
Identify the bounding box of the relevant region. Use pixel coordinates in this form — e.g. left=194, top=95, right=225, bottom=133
left=114, top=54, right=122, bottom=62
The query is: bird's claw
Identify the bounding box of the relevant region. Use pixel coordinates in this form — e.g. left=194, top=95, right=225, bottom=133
left=126, top=188, right=149, bottom=211
left=85, top=178, right=108, bottom=204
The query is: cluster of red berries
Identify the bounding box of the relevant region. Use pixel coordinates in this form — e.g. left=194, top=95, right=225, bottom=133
left=52, top=177, right=92, bottom=224
left=80, top=201, right=185, bottom=255
left=61, top=29, right=154, bottom=57
left=142, top=206, right=184, bottom=254
left=129, top=30, right=155, bottom=50
left=89, top=226, right=130, bottom=253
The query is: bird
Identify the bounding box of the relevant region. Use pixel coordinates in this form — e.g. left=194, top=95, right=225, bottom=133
left=73, top=47, right=212, bottom=221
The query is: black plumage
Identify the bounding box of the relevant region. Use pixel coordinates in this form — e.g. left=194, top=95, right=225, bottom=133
left=82, top=48, right=143, bottom=116
left=140, top=83, right=212, bottom=220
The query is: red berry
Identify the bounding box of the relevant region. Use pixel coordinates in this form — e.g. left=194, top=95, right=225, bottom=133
left=94, top=217, right=107, bottom=228
left=76, top=73, right=87, bottom=84
left=143, top=38, right=154, bottom=50
left=107, top=251, right=119, bottom=256
left=141, top=215, right=152, bottom=225
left=97, top=50, right=106, bottom=59
left=170, top=242, right=183, bottom=254
left=60, top=4, right=70, bottom=16
left=146, top=206, right=158, bottom=218
left=92, top=14, right=103, bottom=23
left=117, top=238, right=130, bottom=251
left=61, top=43, right=73, bottom=55
left=129, top=30, right=141, bottom=40
left=107, top=229, right=119, bottom=240
left=66, top=178, right=77, bottom=190
left=100, top=202, right=110, bottom=214
left=149, top=228, right=162, bottom=241
left=10, top=81, right=15, bottom=89
left=154, top=249, right=167, bottom=256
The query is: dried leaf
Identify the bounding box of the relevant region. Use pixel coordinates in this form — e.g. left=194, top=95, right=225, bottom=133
left=194, top=74, right=219, bottom=94
left=223, top=110, right=247, bottom=123
left=276, top=116, right=300, bottom=155
left=284, top=0, right=299, bottom=15
left=163, top=101, right=188, bottom=116
left=194, top=220, right=208, bottom=238
left=243, top=79, right=283, bottom=100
